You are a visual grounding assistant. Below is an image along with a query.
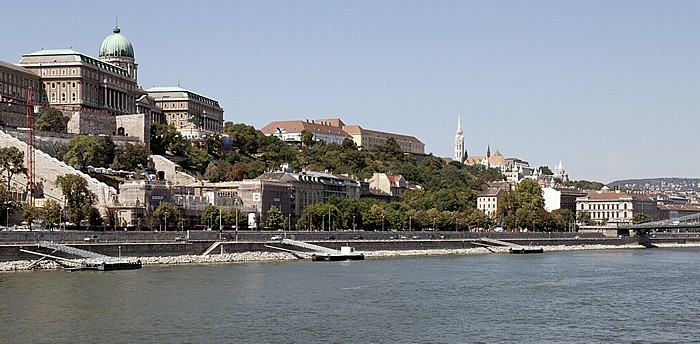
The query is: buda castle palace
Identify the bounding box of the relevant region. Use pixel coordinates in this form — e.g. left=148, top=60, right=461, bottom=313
left=0, top=26, right=223, bottom=144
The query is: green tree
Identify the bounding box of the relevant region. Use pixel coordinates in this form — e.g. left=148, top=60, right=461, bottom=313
left=576, top=210, right=593, bottom=226
left=55, top=174, right=96, bottom=227
left=203, top=161, right=234, bottom=182
left=223, top=208, right=248, bottom=231
left=97, top=135, right=116, bottom=168
left=632, top=212, right=652, bottom=224
left=63, top=135, right=105, bottom=170
left=551, top=208, right=576, bottom=231
left=201, top=204, right=222, bottom=230
left=515, top=179, right=544, bottom=211
left=538, top=166, right=553, bottom=175
left=22, top=204, right=41, bottom=228
left=566, top=180, right=605, bottom=190
left=150, top=123, right=186, bottom=156
left=300, top=130, right=314, bottom=147
left=464, top=209, right=493, bottom=230
left=266, top=205, right=285, bottom=230
left=0, top=185, right=19, bottom=226
left=227, top=162, right=247, bottom=181
left=154, top=202, right=180, bottom=230
left=43, top=199, right=63, bottom=228
left=114, top=143, right=149, bottom=170
left=85, top=206, right=103, bottom=228
left=182, top=146, right=212, bottom=174
left=34, top=108, right=67, bottom=133
left=0, top=147, right=27, bottom=191
left=205, top=134, right=223, bottom=158
left=222, top=122, right=263, bottom=154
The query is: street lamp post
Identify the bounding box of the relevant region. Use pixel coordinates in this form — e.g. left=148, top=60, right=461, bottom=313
left=409, top=216, right=412, bottom=232
left=353, top=215, right=356, bottom=231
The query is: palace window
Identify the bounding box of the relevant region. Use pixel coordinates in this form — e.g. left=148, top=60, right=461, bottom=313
left=72, top=69, right=77, bottom=75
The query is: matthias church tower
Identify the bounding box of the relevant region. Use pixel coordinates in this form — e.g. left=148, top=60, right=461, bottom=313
left=454, top=114, right=465, bottom=162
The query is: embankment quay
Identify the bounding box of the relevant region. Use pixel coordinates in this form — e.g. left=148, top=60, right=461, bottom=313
left=3, top=230, right=695, bottom=262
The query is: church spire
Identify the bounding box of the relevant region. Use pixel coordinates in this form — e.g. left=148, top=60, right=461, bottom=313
left=454, top=113, right=464, bottom=162
left=456, top=113, right=463, bottom=135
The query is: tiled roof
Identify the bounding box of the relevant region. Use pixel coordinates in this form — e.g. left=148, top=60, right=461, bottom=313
left=464, top=155, right=507, bottom=166
left=342, top=125, right=423, bottom=144
left=478, top=188, right=503, bottom=197
left=658, top=204, right=700, bottom=211
left=584, top=192, right=653, bottom=202
left=260, top=120, right=350, bottom=137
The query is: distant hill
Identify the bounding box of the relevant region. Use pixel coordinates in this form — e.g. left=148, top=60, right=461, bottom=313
left=608, top=178, right=700, bottom=192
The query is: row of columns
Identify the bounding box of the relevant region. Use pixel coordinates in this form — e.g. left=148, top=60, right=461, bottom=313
left=103, top=86, right=133, bottom=113
left=201, top=116, right=220, bottom=131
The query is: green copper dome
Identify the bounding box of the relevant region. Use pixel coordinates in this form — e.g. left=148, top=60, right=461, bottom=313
left=99, top=27, right=134, bottom=58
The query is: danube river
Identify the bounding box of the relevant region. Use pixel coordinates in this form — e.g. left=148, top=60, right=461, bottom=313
left=1, top=248, right=699, bottom=343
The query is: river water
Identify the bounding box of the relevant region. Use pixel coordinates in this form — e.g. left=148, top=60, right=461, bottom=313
left=1, top=248, right=699, bottom=343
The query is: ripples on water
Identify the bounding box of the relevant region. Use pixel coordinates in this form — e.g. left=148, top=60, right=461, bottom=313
left=1, top=248, right=700, bottom=343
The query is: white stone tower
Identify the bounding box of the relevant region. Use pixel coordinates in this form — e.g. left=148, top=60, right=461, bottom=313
left=554, top=160, right=569, bottom=182
left=454, top=114, right=464, bottom=162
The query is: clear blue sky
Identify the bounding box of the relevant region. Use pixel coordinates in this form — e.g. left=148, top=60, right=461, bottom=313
left=3, top=0, right=700, bottom=183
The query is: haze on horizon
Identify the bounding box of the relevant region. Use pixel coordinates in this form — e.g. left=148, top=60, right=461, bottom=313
left=3, top=0, right=699, bottom=183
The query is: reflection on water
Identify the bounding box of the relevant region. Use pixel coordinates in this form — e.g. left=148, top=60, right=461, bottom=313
left=2, top=249, right=700, bottom=343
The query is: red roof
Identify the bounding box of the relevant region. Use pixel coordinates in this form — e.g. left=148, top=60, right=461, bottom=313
left=658, top=204, right=700, bottom=211
left=478, top=188, right=503, bottom=197
left=260, top=120, right=350, bottom=137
